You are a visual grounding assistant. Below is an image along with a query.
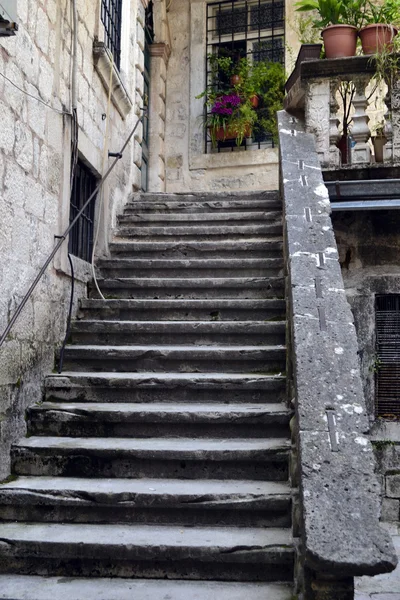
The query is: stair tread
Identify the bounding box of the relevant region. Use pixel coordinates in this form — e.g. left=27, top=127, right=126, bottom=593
left=119, top=211, right=280, bottom=220
left=64, top=344, right=286, bottom=353
left=80, top=298, right=285, bottom=306
left=30, top=401, right=289, bottom=415
left=0, top=521, right=292, bottom=549
left=0, top=576, right=292, bottom=600
left=46, top=371, right=285, bottom=381
left=97, top=276, right=283, bottom=284
left=72, top=320, right=285, bottom=329
left=98, top=258, right=283, bottom=266
left=0, top=475, right=290, bottom=497
left=15, top=436, right=290, bottom=452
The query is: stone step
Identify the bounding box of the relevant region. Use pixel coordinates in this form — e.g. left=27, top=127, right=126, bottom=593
left=45, top=372, right=287, bottom=404
left=27, top=402, right=290, bottom=438
left=119, top=210, right=281, bottom=224
left=60, top=344, right=286, bottom=373
left=125, top=199, right=281, bottom=213
left=78, top=298, right=286, bottom=322
left=108, top=239, right=283, bottom=259
left=131, top=190, right=280, bottom=204
left=0, top=476, right=291, bottom=527
left=69, top=320, right=286, bottom=346
left=0, top=522, right=293, bottom=581
left=96, top=257, right=284, bottom=278
left=0, top=575, right=293, bottom=600
left=11, top=437, right=290, bottom=480
left=92, top=277, right=285, bottom=299
left=115, top=223, right=282, bottom=241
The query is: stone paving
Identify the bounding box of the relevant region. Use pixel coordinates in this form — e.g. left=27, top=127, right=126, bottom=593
left=355, top=523, right=400, bottom=600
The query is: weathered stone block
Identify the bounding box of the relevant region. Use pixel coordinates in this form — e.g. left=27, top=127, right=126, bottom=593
left=381, top=498, right=400, bottom=522
left=386, top=475, right=400, bottom=499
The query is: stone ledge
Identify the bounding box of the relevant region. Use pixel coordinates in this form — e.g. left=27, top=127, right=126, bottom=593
left=190, top=148, right=278, bottom=171
left=93, top=42, right=133, bottom=119
left=278, top=109, right=398, bottom=579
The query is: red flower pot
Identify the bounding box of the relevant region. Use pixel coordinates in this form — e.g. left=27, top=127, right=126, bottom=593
left=359, top=24, right=398, bottom=55
left=322, top=24, right=358, bottom=58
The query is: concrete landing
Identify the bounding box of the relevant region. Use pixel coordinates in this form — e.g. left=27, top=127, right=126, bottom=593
left=356, top=524, right=400, bottom=600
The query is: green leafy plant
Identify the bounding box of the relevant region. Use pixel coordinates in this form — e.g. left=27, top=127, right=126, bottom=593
left=371, top=34, right=400, bottom=89
left=295, top=0, right=368, bottom=28
left=364, top=0, right=400, bottom=25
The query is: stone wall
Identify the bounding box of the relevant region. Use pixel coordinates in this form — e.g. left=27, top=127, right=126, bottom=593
left=332, top=210, right=400, bottom=418
left=164, top=0, right=283, bottom=193
left=0, top=0, right=144, bottom=479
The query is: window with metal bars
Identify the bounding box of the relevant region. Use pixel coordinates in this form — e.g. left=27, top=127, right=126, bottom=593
left=101, top=0, right=123, bottom=70
left=375, top=295, right=400, bottom=419
left=68, top=159, right=98, bottom=263
left=205, top=0, right=284, bottom=153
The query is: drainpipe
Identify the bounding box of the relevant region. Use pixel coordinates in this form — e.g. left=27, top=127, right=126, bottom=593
left=71, top=0, right=78, bottom=112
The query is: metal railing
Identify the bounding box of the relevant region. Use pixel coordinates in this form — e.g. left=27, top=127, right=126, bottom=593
left=0, top=110, right=146, bottom=352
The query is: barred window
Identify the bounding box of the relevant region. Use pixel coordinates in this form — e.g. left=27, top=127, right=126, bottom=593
left=205, top=0, right=285, bottom=153
left=375, top=295, right=400, bottom=419
left=101, top=0, right=123, bottom=70
left=68, top=159, right=98, bottom=263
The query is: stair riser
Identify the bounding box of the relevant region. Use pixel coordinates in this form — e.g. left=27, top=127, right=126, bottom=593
left=60, top=356, right=286, bottom=374
left=69, top=331, right=285, bottom=346
left=118, top=217, right=281, bottom=227
left=27, top=419, right=290, bottom=439
left=0, top=501, right=291, bottom=527
left=0, top=557, right=293, bottom=582
left=45, top=385, right=287, bottom=405
left=98, top=267, right=283, bottom=278
left=116, top=233, right=282, bottom=243
left=116, top=225, right=282, bottom=239
left=12, top=450, right=289, bottom=481
left=109, top=245, right=283, bottom=260
left=78, top=306, right=286, bottom=322
left=93, top=287, right=284, bottom=300
left=124, top=202, right=281, bottom=214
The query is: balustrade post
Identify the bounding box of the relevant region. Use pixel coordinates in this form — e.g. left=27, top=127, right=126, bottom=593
left=390, top=79, right=400, bottom=162
left=305, top=79, right=331, bottom=167
left=329, top=80, right=341, bottom=167
left=351, top=76, right=371, bottom=164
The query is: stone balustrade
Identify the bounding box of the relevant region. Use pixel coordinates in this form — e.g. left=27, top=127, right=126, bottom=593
left=278, top=109, right=397, bottom=600
left=284, top=54, right=400, bottom=170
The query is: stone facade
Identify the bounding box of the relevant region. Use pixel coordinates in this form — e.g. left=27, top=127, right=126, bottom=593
left=163, top=0, right=298, bottom=193
left=0, top=0, right=145, bottom=479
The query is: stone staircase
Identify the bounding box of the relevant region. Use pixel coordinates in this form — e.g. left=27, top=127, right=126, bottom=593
left=0, top=191, right=294, bottom=599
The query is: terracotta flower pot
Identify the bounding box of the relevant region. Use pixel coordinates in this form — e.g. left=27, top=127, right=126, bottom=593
left=250, top=95, right=259, bottom=108
left=322, top=24, right=358, bottom=59
left=213, top=124, right=252, bottom=142
left=373, top=136, right=387, bottom=163
left=359, top=24, right=398, bottom=55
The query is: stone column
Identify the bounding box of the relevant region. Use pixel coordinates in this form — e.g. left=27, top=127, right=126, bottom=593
left=390, top=79, right=400, bottom=162
left=305, top=80, right=331, bottom=167
left=148, top=42, right=170, bottom=192
left=329, top=80, right=341, bottom=167
left=351, top=76, right=371, bottom=164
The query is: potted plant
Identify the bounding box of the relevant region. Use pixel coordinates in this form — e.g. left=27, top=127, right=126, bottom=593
left=205, top=93, right=257, bottom=147
left=359, top=0, right=399, bottom=54
left=295, top=0, right=368, bottom=58
left=371, top=121, right=388, bottom=162
left=196, top=55, right=284, bottom=148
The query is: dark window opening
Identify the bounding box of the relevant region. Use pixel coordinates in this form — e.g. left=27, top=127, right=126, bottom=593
left=375, top=294, right=400, bottom=419
left=68, top=159, right=98, bottom=263
left=205, top=0, right=285, bottom=153
left=101, top=0, right=123, bottom=70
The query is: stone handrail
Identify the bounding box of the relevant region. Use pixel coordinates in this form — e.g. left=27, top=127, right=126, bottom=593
left=284, top=55, right=400, bottom=169
left=278, top=109, right=397, bottom=599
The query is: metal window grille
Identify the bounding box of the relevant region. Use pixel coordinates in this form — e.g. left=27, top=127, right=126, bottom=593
left=375, top=295, right=400, bottom=419
left=101, top=0, right=123, bottom=70
left=68, top=160, right=98, bottom=263
left=205, top=0, right=284, bottom=153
